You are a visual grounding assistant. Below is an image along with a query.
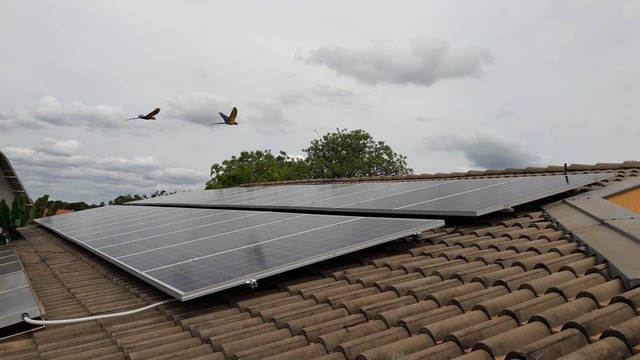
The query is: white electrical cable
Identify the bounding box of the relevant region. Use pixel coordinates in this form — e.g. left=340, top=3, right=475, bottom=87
left=23, top=299, right=177, bottom=325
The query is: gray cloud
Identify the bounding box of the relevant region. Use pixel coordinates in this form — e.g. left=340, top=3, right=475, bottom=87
left=310, top=84, right=362, bottom=106
left=3, top=139, right=208, bottom=203
left=304, top=39, right=493, bottom=86
left=425, top=130, right=551, bottom=169
left=247, top=103, right=295, bottom=135
left=277, top=90, right=310, bottom=107
left=414, top=116, right=436, bottom=123
left=29, top=96, right=127, bottom=130
left=0, top=108, right=47, bottom=132
left=166, top=92, right=232, bottom=127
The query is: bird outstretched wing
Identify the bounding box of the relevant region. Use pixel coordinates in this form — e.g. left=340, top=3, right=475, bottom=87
left=227, top=107, right=238, bottom=125
left=143, top=107, right=161, bottom=119
left=218, top=112, right=229, bottom=123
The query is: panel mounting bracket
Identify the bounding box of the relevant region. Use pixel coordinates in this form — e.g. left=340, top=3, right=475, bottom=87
left=244, top=275, right=258, bottom=289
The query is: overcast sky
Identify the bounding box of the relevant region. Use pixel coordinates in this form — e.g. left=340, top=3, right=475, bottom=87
left=1, top=1, right=638, bottom=204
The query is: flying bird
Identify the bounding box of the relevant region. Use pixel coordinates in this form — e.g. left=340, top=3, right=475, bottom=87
left=126, top=107, right=161, bottom=121
left=215, top=107, right=239, bottom=125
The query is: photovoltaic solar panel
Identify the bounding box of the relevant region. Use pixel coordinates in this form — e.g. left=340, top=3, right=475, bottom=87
left=131, top=174, right=610, bottom=217
left=0, top=249, right=44, bottom=339
left=35, top=206, right=443, bottom=301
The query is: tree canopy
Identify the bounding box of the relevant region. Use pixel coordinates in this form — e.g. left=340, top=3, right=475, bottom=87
left=205, top=150, right=307, bottom=189
left=206, top=128, right=413, bottom=189
left=108, top=190, right=177, bottom=205
left=303, top=128, right=412, bottom=178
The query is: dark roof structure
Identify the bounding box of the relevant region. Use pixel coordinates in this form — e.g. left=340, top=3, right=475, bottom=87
left=0, top=150, right=33, bottom=206
left=2, top=162, right=640, bottom=360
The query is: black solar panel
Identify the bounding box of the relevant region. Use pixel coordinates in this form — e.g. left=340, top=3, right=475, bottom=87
left=132, top=174, right=609, bottom=217
left=36, top=206, right=443, bottom=300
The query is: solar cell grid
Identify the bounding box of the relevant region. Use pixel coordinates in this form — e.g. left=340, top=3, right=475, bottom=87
left=131, top=174, right=609, bottom=217
left=36, top=206, right=442, bottom=300
left=0, top=250, right=43, bottom=334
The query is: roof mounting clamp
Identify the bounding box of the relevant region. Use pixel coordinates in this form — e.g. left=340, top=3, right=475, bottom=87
left=244, top=276, right=258, bottom=289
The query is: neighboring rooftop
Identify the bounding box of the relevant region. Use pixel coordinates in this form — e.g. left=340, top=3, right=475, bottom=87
left=2, top=162, right=640, bottom=360
left=0, top=150, right=33, bottom=206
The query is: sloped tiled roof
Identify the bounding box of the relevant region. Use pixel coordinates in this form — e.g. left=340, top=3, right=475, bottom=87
left=2, top=163, right=640, bottom=360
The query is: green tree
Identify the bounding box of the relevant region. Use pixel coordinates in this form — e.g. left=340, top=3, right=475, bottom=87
left=28, top=195, right=49, bottom=223
left=205, top=150, right=308, bottom=189
left=108, top=194, right=146, bottom=205
left=303, top=128, right=412, bottom=178
left=0, top=194, right=31, bottom=244
left=0, top=199, right=10, bottom=244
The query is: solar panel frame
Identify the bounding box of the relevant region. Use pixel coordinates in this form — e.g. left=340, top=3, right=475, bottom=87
left=131, top=174, right=611, bottom=217
left=36, top=206, right=443, bottom=301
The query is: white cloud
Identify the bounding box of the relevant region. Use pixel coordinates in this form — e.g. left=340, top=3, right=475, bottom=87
left=3, top=139, right=208, bottom=204
left=29, top=96, right=127, bottom=130
left=33, top=138, right=82, bottom=156
left=304, top=38, right=493, bottom=86
left=424, top=130, right=552, bottom=169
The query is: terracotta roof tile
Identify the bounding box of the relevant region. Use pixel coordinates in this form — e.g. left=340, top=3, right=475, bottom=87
left=600, top=314, right=640, bottom=353
left=471, top=265, right=523, bottom=287
left=409, top=279, right=462, bottom=301
left=446, top=316, right=519, bottom=351
left=219, top=328, right=291, bottom=359
left=497, top=267, right=550, bottom=291
left=398, top=305, right=463, bottom=335
left=449, top=285, right=510, bottom=313
left=534, top=253, right=588, bottom=273
left=530, top=297, right=599, bottom=333
left=554, top=336, right=632, bottom=360
left=562, top=302, right=636, bottom=342
left=259, top=343, right=327, bottom=360
left=473, top=321, right=551, bottom=358
left=400, top=341, right=463, bottom=360
left=472, top=289, right=536, bottom=318
left=317, top=320, right=388, bottom=352
left=335, top=327, right=409, bottom=359
left=358, top=295, right=417, bottom=320
left=501, top=292, right=566, bottom=325
left=301, top=314, right=367, bottom=343
left=388, top=275, right=441, bottom=296
left=518, top=271, right=577, bottom=296
left=232, top=335, right=308, bottom=360
left=215, top=324, right=279, bottom=350
left=559, top=256, right=600, bottom=277
left=310, top=283, right=365, bottom=303
left=610, top=287, right=640, bottom=313
left=376, top=300, right=439, bottom=328
left=354, top=333, right=434, bottom=360
left=339, top=291, right=398, bottom=315
left=372, top=272, right=423, bottom=291
left=507, top=327, right=589, bottom=360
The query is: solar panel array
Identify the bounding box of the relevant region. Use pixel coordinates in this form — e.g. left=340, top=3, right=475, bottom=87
left=0, top=249, right=43, bottom=337
left=34, top=174, right=608, bottom=301
left=36, top=206, right=443, bottom=300
left=131, top=174, right=609, bottom=217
